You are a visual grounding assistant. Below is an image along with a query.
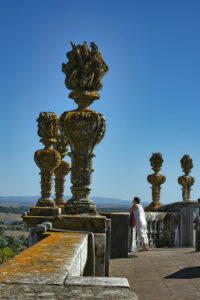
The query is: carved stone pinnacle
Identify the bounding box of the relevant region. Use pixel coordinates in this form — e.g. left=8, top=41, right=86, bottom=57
left=146, top=153, right=166, bottom=211
left=178, top=154, right=195, bottom=202
left=60, top=42, right=108, bottom=215
left=34, top=112, right=61, bottom=208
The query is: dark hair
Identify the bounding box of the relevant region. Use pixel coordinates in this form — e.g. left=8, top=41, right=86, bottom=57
left=133, top=197, right=140, bottom=204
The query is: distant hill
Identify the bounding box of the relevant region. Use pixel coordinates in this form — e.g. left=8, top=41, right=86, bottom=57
left=0, top=196, right=149, bottom=207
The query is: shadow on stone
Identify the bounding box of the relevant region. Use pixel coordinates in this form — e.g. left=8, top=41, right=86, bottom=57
left=165, top=266, right=200, bottom=279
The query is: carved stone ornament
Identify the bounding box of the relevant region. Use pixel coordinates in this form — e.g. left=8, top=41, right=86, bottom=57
left=34, top=112, right=61, bottom=207
left=62, top=41, right=108, bottom=92
left=146, top=153, right=166, bottom=211
left=178, top=155, right=195, bottom=202
left=54, top=131, right=70, bottom=207
left=60, top=42, right=108, bottom=215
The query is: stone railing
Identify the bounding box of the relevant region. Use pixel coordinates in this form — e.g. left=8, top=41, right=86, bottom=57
left=135, top=212, right=179, bottom=249
left=102, top=212, right=180, bottom=258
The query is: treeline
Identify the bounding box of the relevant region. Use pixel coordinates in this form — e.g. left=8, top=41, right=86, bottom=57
left=0, top=206, right=29, bottom=214
left=0, top=222, right=29, bottom=232
left=98, top=206, right=130, bottom=213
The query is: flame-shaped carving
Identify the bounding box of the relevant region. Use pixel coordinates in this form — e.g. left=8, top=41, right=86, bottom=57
left=62, top=42, right=108, bottom=91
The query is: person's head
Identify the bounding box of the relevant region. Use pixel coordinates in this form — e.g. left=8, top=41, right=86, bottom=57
left=133, top=197, right=140, bottom=205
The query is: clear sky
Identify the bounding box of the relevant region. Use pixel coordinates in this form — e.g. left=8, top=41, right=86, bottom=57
left=1, top=0, right=200, bottom=204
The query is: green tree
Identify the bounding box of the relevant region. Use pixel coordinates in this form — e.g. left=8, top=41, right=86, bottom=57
left=0, top=247, right=15, bottom=263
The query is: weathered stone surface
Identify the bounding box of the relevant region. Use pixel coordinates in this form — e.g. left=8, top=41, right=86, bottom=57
left=23, top=215, right=107, bottom=233
left=30, top=206, right=61, bottom=216
left=94, top=233, right=106, bottom=276
left=0, top=232, right=88, bottom=284
left=0, top=283, right=138, bottom=300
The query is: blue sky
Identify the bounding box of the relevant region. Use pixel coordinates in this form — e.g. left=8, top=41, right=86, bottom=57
left=1, top=0, right=200, bottom=204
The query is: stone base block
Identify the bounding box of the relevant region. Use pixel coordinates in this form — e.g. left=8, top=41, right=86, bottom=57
left=102, top=212, right=130, bottom=258
left=30, top=207, right=61, bottom=216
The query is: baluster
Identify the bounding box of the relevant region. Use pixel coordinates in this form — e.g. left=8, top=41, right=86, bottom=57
left=148, top=219, right=154, bottom=248
left=157, top=217, right=164, bottom=247
left=153, top=219, right=158, bottom=247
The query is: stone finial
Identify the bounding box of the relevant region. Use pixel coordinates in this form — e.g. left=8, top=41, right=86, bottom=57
left=54, top=132, right=70, bottom=208
left=150, top=152, right=163, bottom=173
left=34, top=112, right=61, bottom=208
left=180, top=154, right=193, bottom=175
left=62, top=41, right=108, bottom=92
left=178, top=154, right=195, bottom=202
left=146, top=153, right=166, bottom=211
left=60, top=42, right=108, bottom=215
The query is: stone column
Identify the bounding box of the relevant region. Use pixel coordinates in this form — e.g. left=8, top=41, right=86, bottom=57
left=60, top=42, right=108, bottom=215
left=54, top=133, right=70, bottom=209
left=31, top=112, right=61, bottom=216
left=178, top=154, right=195, bottom=202
left=146, top=153, right=166, bottom=211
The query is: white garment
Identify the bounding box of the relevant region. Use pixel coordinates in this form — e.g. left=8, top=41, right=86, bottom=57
left=130, top=226, right=137, bottom=252
left=133, top=205, right=148, bottom=244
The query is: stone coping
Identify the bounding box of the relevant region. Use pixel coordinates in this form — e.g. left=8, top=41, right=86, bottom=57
left=23, top=214, right=107, bottom=233
left=102, top=212, right=130, bottom=215
left=157, top=201, right=200, bottom=212
left=0, top=232, right=88, bottom=285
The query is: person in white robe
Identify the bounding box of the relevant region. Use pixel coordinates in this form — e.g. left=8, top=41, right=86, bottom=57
left=129, top=197, right=149, bottom=251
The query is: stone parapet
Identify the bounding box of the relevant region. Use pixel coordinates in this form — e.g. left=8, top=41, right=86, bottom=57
left=0, top=232, right=88, bottom=284
left=0, top=231, right=137, bottom=299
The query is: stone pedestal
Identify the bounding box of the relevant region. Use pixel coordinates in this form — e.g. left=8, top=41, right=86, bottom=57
left=102, top=213, right=131, bottom=258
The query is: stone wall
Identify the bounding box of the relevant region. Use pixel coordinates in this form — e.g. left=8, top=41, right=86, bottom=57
left=0, top=230, right=137, bottom=299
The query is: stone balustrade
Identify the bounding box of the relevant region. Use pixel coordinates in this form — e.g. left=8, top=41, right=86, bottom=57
left=135, top=212, right=179, bottom=249
left=103, top=212, right=179, bottom=258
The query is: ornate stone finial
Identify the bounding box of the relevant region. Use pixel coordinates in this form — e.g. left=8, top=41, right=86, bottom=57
left=60, top=42, right=108, bottom=215
left=62, top=41, right=108, bottom=109
left=150, top=152, right=163, bottom=173
left=178, top=154, right=195, bottom=202
left=180, top=154, right=193, bottom=175
left=146, top=153, right=166, bottom=211
left=54, top=132, right=70, bottom=208
left=34, top=112, right=61, bottom=208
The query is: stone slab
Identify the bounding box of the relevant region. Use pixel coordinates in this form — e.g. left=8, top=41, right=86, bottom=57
left=65, top=276, right=130, bottom=287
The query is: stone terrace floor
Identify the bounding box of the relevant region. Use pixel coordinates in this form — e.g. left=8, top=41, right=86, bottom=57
left=110, top=247, right=200, bottom=300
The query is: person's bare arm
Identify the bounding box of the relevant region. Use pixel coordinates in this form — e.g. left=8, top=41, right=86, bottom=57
left=128, top=206, right=134, bottom=212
